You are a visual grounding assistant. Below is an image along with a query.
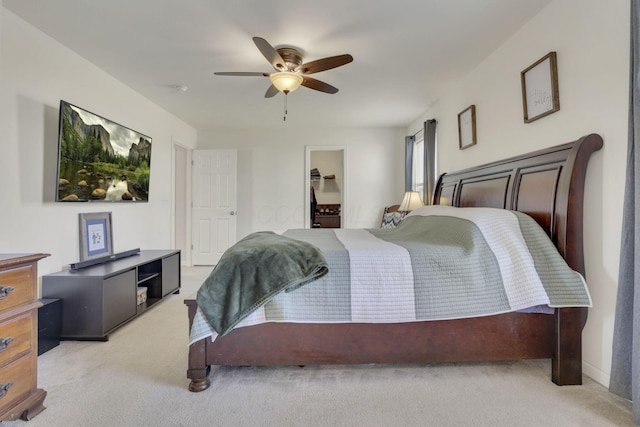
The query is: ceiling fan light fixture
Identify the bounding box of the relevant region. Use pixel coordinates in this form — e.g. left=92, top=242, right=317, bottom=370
left=269, top=71, right=303, bottom=94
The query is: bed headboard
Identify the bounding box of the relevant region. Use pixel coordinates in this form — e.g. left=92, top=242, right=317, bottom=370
left=433, top=134, right=603, bottom=275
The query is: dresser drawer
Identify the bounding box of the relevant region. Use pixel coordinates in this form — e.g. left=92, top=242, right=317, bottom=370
left=0, top=313, right=32, bottom=366
left=0, top=355, right=34, bottom=414
left=0, top=265, right=34, bottom=312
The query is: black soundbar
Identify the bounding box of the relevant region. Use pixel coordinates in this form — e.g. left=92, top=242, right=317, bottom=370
left=69, top=248, right=140, bottom=270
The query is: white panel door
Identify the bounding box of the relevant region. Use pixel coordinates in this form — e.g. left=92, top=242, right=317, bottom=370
left=191, top=149, right=237, bottom=265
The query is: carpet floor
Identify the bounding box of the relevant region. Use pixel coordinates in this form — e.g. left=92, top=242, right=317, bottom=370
left=5, top=266, right=634, bottom=427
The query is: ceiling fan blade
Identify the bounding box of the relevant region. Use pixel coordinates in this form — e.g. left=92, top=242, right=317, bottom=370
left=296, top=54, right=353, bottom=75
left=301, top=76, right=339, bottom=94
left=253, top=37, right=287, bottom=71
left=214, top=72, right=268, bottom=76
left=264, top=85, right=279, bottom=98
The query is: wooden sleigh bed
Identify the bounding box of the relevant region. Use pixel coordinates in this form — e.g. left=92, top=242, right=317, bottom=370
left=185, top=133, right=603, bottom=392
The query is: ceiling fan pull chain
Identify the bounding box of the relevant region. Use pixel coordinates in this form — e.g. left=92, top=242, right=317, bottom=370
left=283, top=93, right=288, bottom=121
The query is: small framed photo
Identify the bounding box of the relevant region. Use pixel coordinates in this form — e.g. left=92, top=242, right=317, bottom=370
left=79, top=212, right=113, bottom=261
left=457, top=105, right=477, bottom=150
left=521, top=51, right=560, bottom=123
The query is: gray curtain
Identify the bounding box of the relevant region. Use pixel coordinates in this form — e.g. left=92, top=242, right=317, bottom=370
left=610, top=1, right=640, bottom=423
left=424, top=119, right=437, bottom=204
left=405, top=135, right=415, bottom=192
left=404, top=120, right=437, bottom=199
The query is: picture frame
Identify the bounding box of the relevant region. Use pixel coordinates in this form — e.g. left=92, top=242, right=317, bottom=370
left=521, top=51, right=560, bottom=123
left=78, top=212, right=113, bottom=261
left=457, top=105, right=477, bottom=150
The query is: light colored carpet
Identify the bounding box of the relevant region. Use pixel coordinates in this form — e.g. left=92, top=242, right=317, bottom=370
left=6, top=267, right=634, bottom=427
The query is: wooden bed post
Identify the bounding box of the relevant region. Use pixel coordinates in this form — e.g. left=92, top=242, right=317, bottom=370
left=552, top=307, right=588, bottom=385
left=185, top=299, right=211, bottom=392
left=550, top=134, right=601, bottom=385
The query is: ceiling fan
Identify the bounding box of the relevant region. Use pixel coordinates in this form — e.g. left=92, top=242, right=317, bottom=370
left=214, top=37, right=353, bottom=97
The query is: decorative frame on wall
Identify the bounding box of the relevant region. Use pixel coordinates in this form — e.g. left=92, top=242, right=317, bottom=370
left=521, top=51, right=560, bottom=123
left=78, top=212, right=113, bottom=261
left=457, top=105, right=477, bottom=150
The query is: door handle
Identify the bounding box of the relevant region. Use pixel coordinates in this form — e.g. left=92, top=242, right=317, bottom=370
left=230, top=211, right=237, bottom=215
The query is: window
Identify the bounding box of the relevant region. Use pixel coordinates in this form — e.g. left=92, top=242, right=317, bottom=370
left=405, top=120, right=437, bottom=204
left=412, top=137, right=424, bottom=195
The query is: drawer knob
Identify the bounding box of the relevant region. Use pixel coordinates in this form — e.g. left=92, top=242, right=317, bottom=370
left=0, top=286, right=14, bottom=299
left=0, top=337, right=13, bottom=352
left=0, top=382, right=13, bottom=399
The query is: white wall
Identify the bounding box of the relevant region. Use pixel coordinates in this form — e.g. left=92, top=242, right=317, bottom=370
left=0, top=8, right=198, bottom=276
left=408, top=0, right=629, bottom=386
left=198, top=126, right=405, bottom=239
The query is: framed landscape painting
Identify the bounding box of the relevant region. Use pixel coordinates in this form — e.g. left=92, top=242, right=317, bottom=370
left=56, top=100, right=152, bottom=202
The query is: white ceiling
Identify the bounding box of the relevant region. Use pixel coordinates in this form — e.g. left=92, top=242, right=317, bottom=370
left=3, top=0, right=552, bottom=131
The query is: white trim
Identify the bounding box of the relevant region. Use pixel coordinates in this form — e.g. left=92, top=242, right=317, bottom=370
left=583, top=360, right=611, bottom=388
left=171, top=139, right=192, bottom=266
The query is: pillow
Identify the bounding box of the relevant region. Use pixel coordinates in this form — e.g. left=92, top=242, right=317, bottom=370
left=380, top=211, right=406, bottom=228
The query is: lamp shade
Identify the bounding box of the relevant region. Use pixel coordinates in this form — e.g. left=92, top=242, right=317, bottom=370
left=399, top=191, right=424, bottom=211
left=269, top=72, right=304, bottom=93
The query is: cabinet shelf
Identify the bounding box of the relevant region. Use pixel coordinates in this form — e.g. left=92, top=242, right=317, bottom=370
left=136, top=297, right=161, bottom=315
left=138, top=272, right=159, bottom=285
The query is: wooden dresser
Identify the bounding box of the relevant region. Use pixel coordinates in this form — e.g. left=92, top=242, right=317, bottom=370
left=0, top=254, right=48, bottom=421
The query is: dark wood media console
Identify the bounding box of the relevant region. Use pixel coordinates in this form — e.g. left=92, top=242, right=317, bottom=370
left=42, top=250, right=180, bottom=341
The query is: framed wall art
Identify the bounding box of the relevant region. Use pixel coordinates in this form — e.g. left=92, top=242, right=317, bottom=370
left=521, top=51, right=560, bottom=123
left=78, top=212, right=113, bottom=261
left=457, top=105, right=477, bottom=150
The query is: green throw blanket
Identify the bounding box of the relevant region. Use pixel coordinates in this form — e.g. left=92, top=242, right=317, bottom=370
left=196, top=231, right=329, bottom=336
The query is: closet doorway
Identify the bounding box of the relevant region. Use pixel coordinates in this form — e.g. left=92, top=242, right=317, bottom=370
left=305, top=146, right=346, bottom=229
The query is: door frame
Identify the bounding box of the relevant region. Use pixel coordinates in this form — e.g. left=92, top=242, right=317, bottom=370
left=171, top=140, right=192, bottom=266
left=304, top=146, right=347, bottom=229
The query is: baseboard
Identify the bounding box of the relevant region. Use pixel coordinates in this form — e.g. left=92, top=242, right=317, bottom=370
left=583, top=360, right=610, bottom=387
